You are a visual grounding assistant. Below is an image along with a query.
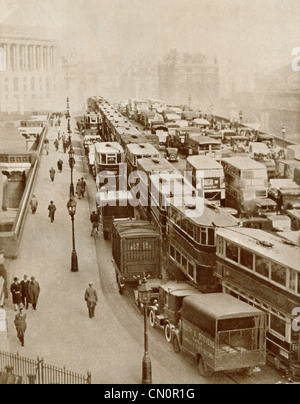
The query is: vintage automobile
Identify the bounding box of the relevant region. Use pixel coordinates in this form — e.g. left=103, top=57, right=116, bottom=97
left=148, top=282, right=201, bottom=343
left=165, top=147, right=179, bottom=162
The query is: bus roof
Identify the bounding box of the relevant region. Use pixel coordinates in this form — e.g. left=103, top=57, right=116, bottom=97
left=216, top=227, right=300, bottom=271
left=137, top=157, right=177, bottom=174
left=126, top=143, right=159, bottom=155
left=182, top=293, right=263, bottom=324
left=222, top=156, right=267, bottom=170
left=189, top=134, right=221, bottom=145
left=168, top=198, right=239, bottom=228
left=187, top=155, right=223, bottom=170
left=94, top=142, right=124, bottom=153
left=96, top=190, right=134, bottom=206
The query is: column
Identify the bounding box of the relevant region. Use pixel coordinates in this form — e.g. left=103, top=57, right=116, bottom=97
left=47, top=46, right=50, bottom=70
left=33, top=46, right=36, bottom=71
left=16, top=45, right=20, bottom=72
left=24, top=44, right=28, bottom=71
left=5, top=44, right=10, bottom=71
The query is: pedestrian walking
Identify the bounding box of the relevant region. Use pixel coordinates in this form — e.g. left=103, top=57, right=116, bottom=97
left=10, top=277, right=22, bottom=311
left=14, top=306, right=27, bottom=347
left=63, top=140, right=68, bottom=154
left=58, top=130, right=61, bottom=141
left=49, top=167, right=56, bottom=182
left=90, top=211, right=100, bottom=237
left=76, top=179, right=83, bottom=199
left=57, top=159, right=63, bottom=173
left=84, top=283, right=98, bottom=319
left=81, top=178, right=87, bottom=198
left=30, top=194, right=38, bottom=214
left=28, top=276, right=40, bottom=310
left=54, top=138, right=59, bottom=151
left=21, top=275, right=30, bottom=310
left=44, top=139, right=50, bottom=156
left=48, top=201, right=57, bottom=223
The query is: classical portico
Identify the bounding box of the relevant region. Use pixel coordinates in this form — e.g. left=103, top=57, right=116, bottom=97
left=0, top=21, right=65, bottom=113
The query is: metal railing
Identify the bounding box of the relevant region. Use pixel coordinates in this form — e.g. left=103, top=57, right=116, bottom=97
left=0, top=350, right=91, bottom=384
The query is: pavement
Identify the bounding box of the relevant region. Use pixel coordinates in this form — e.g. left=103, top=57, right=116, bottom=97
left=3, top=118, right=148, bottom=384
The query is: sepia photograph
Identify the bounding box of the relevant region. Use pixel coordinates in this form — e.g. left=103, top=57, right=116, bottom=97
left=0, top=0, right=299, bottom=387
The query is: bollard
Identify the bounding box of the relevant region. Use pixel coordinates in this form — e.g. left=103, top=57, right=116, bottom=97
left=27, top=374, right=36, bottom=384
left=5, top=366, right=13, bottom=374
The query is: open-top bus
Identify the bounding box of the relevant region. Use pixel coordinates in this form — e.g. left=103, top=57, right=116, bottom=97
left=215, top=227, right=300, bottom=379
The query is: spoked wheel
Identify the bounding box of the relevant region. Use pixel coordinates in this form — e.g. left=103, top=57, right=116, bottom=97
left=164, top=322, right=172, bottom=343
left=149, top=310, right=156, bottom=328
left=197, top=356, right=213, bottom=378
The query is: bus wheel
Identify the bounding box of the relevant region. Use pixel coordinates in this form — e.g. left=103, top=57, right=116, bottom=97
left=149, top=310, right=156, bottom=328
left=197, top=356, right=213, bottom=378
left=172, top=335, right=181, bottom=353
left=164, top=322, right=172, bottom=343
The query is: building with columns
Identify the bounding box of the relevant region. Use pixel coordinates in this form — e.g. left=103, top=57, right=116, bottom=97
left=0, top=22, right=66, bottom=114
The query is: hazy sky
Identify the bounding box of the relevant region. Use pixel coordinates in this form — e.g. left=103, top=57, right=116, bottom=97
left=1, top=0, right=300, bottom=72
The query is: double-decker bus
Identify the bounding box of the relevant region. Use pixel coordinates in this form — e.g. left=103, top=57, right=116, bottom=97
left=222, top=157, right=268, bottom=216
left=94, top=142, right=125, bottom=190
left=126, top=143, right=159, bottom=178
left=187, top=134, right=222, bottom=161
left=83, top=112, right=101, bottom=136
left=215, top=227, right=300, bottom=379
left=166, top=198, right=239, bottom=292
left=186, top=155, right=226, bottom=207
left=137, top=157, right=195, bottom=235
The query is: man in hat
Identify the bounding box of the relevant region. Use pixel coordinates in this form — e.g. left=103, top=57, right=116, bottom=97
left=48, top=201, right=57, bottom=223
left=49, top=167, right=56, bottom=182
left=21, top=275, right=30, bottom=310
left=14, top=306, right=27, bottom=347
left=10, top=277, right=22, bottom=311
left=28, top=277, right=40, bottom=310
left=84, top=283, right=98, bottom=319
left=30, top=195, right=38, bottom=214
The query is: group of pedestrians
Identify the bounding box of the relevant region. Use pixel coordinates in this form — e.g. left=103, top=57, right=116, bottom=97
left=13, top=116, right=100, bottom=350
left=10, top=276, right=41, bottom=347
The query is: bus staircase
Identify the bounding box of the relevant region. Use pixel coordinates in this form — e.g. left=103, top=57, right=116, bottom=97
left=0, top=350, right=91, bottom=384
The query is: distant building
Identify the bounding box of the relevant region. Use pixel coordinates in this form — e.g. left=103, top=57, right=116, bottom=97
left=158, top=49, right=219, bottom=108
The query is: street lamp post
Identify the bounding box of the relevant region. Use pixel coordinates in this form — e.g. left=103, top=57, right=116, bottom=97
left=68, top=146, right=75, bottom=197
left=67, top=196, right=78, bottom=273
left=281, top=124, right=286, bottom=141
left=138, top=276, right=152, bottom=384
left=66, top=96, right=72, bottom=144
left=239, top=110, right=243, bottom=125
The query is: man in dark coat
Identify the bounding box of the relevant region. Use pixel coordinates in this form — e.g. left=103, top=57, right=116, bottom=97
left=10, top=277, right=22, bottom=311
left=90, top=211, right=100, bottom=237
left=21, top=275, right=30, bottom=310
left=49, top=167, right=56, bottom=182
left=84, top=283, right=98, bottom=318
left=14, top=306, right=27, bottom=347
left=28, top=276, right=40, bottom=310
left=48, top=201, right=57, bottom=223
left=57, top=159, right=63, bottom=173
